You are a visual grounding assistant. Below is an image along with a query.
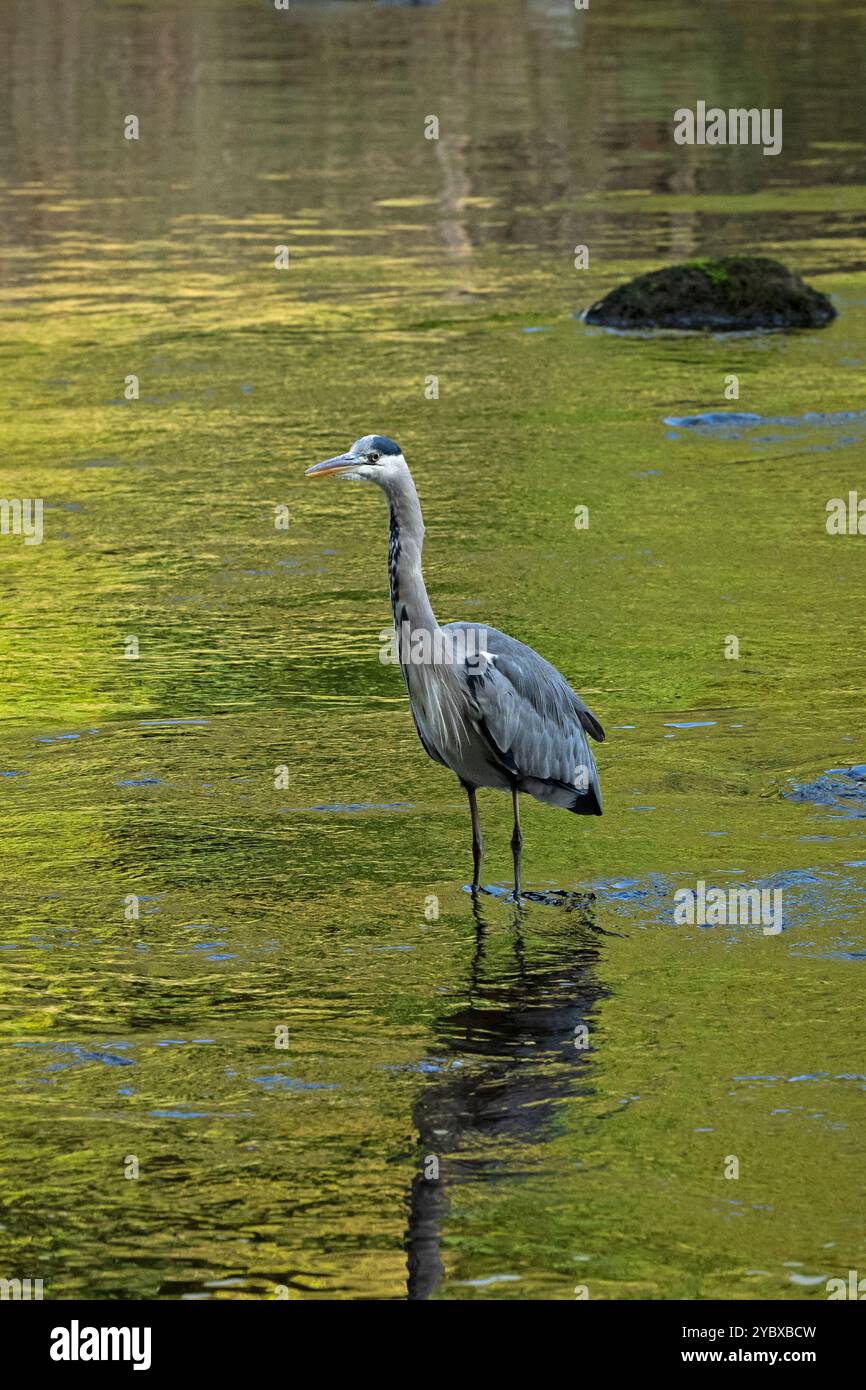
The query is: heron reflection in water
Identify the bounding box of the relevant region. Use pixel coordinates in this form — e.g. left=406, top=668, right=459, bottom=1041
left=402, top=891, right=606, bottom=1299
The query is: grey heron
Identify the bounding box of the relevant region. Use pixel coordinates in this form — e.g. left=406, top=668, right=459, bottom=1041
left=306, top=435, right=604, bottom=900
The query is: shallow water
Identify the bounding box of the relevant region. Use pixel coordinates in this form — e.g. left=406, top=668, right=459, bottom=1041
left=1, top=0, right=865, bottom=1300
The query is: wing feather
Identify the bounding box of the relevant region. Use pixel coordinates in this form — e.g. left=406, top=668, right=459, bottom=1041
left=445, top=623, right=604, bottom=811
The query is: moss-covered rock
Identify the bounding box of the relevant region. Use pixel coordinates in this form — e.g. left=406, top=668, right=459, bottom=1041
left=584, top=257, right=836, bottom=331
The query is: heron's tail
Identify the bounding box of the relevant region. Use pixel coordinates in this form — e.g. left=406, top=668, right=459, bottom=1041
left=521, top=777, right=603, bottom=815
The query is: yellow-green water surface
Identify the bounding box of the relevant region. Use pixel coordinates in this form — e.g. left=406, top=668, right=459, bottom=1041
left=1, top=0, right=865, bottom=1299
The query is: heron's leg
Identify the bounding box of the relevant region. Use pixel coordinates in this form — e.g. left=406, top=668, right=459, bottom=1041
left=464, top=783, right=483, bottom=890
left=510, top=787, right=523, bottom=902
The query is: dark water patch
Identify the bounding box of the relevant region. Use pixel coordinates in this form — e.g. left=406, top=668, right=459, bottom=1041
left=183, top=942, right=237, bottom=961
left=254, top=1073, right=338, bottom=1092
left=13, top=1042, right=135, bottom=1068
left=138, top=718, right=210, bottom=728
left=733, top=1071, right=866, bottom=1086
left=463, top=884, right=606, bottom=921
left=664, top=408, right=866, bottom=449
left=785, top=765, right=866, bottom=817
left=586, top=864, right=866, bottom=943
left=147, top=1109, right=249, bottom=1119
left=452, top=1273, right=521, bottom=1288
left=281, top=800, right=413, bottom=813
left=385, top=1057, right=464, bottom=1075
left=788, top=1271, right=831, bottom=1287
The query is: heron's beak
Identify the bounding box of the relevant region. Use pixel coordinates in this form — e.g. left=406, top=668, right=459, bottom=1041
left=305, top=452, right=362, bottom=478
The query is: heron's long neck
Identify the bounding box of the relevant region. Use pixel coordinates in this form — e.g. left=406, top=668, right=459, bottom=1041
left=387, top=475, right=437, bottom=638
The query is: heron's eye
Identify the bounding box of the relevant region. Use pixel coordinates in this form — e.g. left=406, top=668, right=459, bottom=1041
left=368, top=451, right=381, bottom=464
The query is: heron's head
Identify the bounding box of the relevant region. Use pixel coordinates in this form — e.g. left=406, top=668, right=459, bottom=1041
left=305, top=434, right=408, bottom=490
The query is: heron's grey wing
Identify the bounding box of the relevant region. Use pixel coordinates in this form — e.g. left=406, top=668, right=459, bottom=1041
left=497, top=630, right=604, bottom=743
left=449, top=623, right=605, bottom=741
left=445, top=623, right=604, bottom=812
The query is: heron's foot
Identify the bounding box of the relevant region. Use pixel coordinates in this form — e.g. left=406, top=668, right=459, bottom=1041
left=461, top=882, right=498, bottom=898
